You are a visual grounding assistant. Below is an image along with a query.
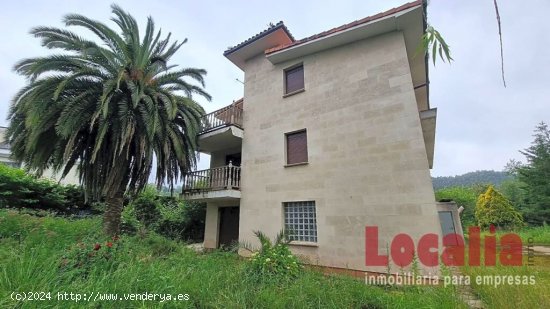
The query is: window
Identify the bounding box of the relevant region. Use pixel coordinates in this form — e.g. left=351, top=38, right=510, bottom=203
left=284, top=64, right=304, bottom=95
left=285, top=130, right=308, bottom=165
left=284, top=201, right=317, bottom=242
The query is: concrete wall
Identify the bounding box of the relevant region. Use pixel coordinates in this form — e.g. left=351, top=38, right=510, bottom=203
left=0, top=128, right=5, bottom=143
left=0, top=127, right=19, bottom=166
left=42, top=166, right=81, bottom=185
left=238, top=31, right=441, bottom=274
left=204, top=200, right=241, bottom=249
left=210, top=146, right=242, bottom=168
left=204, top=203, right=219, bottom=248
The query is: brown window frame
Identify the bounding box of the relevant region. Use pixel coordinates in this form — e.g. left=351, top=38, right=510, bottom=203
left=283, top=64, right=305, bottom=96
left=285, top=129, right=308, bottom=166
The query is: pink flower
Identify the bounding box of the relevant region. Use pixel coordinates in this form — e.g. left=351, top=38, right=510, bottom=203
left=93, top=243, right=101, bottom=251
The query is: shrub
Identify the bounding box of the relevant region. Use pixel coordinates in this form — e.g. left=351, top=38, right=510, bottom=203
left=59, top=236, right=125, bottom=279
left=120, top=203, right=139, bottom=235
left=245, top=231, right=302, bottom=282
left=0, top=164, right=89, bottom=214
left=156, top=199, right=206, bottom=242
left=63, top=185, right=87, bottom=210
left=131, top=186, right=162, bottom=228
left=475, top=185, right=524, bottom=229
left=123, top=187, right=206, bottom=242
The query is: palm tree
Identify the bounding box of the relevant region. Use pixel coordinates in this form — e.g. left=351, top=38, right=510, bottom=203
left=6, top=5, right=210, bottom=235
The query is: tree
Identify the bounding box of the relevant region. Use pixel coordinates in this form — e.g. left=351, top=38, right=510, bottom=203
left=498, top=178, right=527, bottom=213
left=475, top=185, right=523, bottom=229
left=517, top=122, right=550, bottom=225
left=435, top=186, right=479, bottom=226
left=6, top=5, right=210, bottom=235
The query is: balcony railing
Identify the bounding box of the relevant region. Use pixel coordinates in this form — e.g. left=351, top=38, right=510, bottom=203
left=200, top=104, right=243, bottom=134
left=182, top=164, right=241, bottom=193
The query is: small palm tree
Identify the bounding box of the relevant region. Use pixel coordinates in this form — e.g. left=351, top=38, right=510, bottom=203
left=6, top=5, right=210, bottom=235
left=254, top=230, right=291, bottom=252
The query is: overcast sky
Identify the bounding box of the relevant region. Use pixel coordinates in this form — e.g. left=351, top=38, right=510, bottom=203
left=1, top=0, right=548, bottom=177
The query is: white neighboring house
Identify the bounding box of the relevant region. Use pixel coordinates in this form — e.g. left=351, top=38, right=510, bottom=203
left=0, top=126, right=80, bottom=185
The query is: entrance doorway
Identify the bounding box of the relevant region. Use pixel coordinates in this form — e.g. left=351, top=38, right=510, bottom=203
left=438, top=211, right=459, bottom=245
left=225, top=153, right=241, bottom=166
left=218, top=206, right=239, bottom=249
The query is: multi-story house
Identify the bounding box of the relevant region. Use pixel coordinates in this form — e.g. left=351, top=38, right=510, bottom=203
left=183, top=1, right=457, bottom=275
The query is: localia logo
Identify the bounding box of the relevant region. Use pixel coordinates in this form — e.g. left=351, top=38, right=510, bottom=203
left=365, top=225, right=523, bottom=267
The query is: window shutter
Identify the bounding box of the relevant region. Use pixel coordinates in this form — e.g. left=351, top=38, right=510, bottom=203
left=287, top=130, right=308, bottom=164
left=285, top=66, right=304, bottom=94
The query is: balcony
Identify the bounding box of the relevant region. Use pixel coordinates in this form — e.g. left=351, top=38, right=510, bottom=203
left=182, top=164, right=241, bottom=201
left=200, top=102, right=243, bottom=133
left=198, top=102, right=243, bottom=154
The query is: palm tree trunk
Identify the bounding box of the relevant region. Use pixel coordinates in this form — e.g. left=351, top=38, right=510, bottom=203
left=103, top=190, right=125, bottom=236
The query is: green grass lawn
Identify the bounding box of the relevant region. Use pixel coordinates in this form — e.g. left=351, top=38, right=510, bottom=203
left=2, top=209, right=549, bottom=309
left=461, top=257, right=550, bottom=308
left=0, top=210, right=465, bottom=308
left=505, top=225, right=550, bottom=245
left=463, top=225, right=550, bottom=246
left=460, top=228, right=550, bottom=308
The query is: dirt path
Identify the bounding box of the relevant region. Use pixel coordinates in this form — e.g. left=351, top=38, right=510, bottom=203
left=449, top=267, right=484, bottom=309
left=532, top=246, right=550, bottom=255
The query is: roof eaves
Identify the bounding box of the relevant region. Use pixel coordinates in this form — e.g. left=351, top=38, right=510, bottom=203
left=421, top=0, right=430, bottom=109
left=223, top=21, right=295, bottom=56
left=265, top=0, right=422, bottom=55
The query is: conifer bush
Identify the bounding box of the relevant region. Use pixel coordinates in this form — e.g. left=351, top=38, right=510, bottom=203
left=475, top=185, right=524, bottom=229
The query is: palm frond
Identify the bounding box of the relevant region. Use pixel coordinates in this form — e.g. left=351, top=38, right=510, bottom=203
left=7, top=5, right=210, bottom=203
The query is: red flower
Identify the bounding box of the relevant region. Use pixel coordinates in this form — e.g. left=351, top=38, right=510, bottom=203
left=93, top=243, right=101, bottom=251
left=106, top=242, right=113, bottom=248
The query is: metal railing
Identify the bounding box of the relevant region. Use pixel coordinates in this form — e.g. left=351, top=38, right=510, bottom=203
left=200, top=104, right=243, bottom=134
left=182, top=163, right=241, bottom=193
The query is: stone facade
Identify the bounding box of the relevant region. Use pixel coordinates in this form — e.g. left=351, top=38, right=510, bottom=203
left=191, top=1, right=442, bottom=275
left=235, top=31, right=440, bottom=274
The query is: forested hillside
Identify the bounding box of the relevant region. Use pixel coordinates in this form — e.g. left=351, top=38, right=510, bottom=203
left=432, top=170, right=511, bottom=189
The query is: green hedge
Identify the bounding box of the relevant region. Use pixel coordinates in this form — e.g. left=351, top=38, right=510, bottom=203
left=0, top=163, right=89, bottom=214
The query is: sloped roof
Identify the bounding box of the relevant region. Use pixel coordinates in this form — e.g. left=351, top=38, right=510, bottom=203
left=224, top=21, right=295, bottom=56
left=265, top=0, right=422, bottom=55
